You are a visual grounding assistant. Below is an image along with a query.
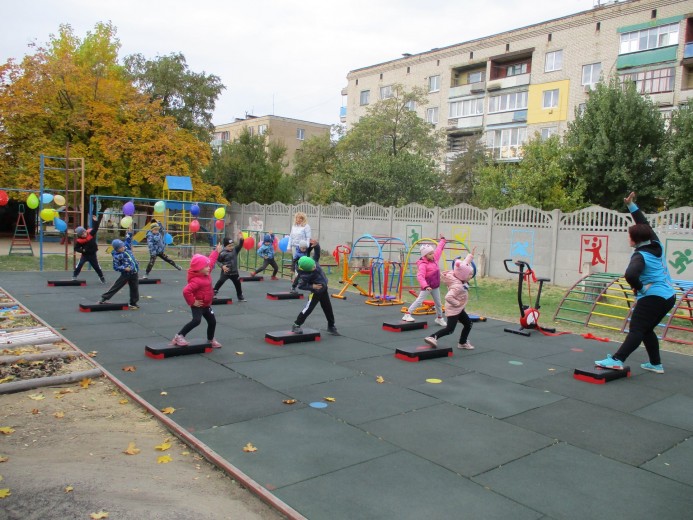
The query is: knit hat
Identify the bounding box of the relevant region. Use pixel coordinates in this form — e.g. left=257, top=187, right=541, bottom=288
left=76, top=226, right=86, bottom=236
left=453, top=259, right=474, bottom=282
left=111, top=239, right=125, bottom=250
left=298, top=256, right=316, bottom=271
left=419, top=244, right=435, bottom=257
left=150, top=222, right=160, bottom=229
left=263, top=234, right=272, bottom=243
left=222, top=237, right=233, bottom=247
left=190, top=254, right=210, bottom=271
left=299, top=240, right=309, bottom=250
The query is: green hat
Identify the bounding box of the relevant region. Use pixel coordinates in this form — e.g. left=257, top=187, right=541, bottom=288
left=298, top=256, right=316, bottom=271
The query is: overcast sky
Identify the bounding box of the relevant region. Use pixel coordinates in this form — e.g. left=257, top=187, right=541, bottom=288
left=2, top=0, right=597, bottom=127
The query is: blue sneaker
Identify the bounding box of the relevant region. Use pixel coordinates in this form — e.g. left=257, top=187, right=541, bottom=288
left=641, top=362, right=664, bottom=374
left=595, top=354, right=624, bottom=370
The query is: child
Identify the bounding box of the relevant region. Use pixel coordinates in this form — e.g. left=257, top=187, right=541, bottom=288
left=214, top=232, right=246, bottom=302
left=251, top=233, right=279, bottom=280
left=291, top=254, right=340, bottom=336
left=143, top=220, right=182, bottom=278
left=100, top=231, right=139, bottom=309
left=171, top=243, right=223, bottom=348
left=290, top=239, right=318, bottom=293
left=402, top=236, right=447, bottom=326
left=424, top=248, right=476, bottom=349
left=73, top=214, right=106, bottom=283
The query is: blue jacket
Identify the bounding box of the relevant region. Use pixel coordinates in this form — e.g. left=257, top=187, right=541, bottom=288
left=112, top=233, right=139, bottom=274
left=296, top=264, right=329, bottom=293
left=146, top=226, right=166, bottom=255
left=257, top=234, right=275, bottom=259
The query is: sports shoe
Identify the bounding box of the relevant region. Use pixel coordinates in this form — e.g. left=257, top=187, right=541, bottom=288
left=435, top=317, right=447, bottom=327
left=291, top=323, right=303, bottom=334
left=209, top=338, right=222, bottom=349
left=170, top=334, right=189, bottom=346
left=72, top=276, right=78, bottom=281
left=141, top=274, right=148, bottom=279
left=290, top=289, right=299, bottom=295
left=457, top=342, right=475, bottom=350
left=327, top=325, right=341, bottom=336
left=595, top=354, right=624, bottom=370
left=641, top=362, right=664, bottom=374
left=271, top=276, right=279, bottom=280
left=128, top=304, right=140, bottom=310
left=99, top=276, right=106, bottom=284
left=175, top=264, right=182, bottom=271
left=424, top=336, right=438, bottom=348
left=250, top=272, right=256, bottom=277
left=98, top=300, right=107, bottom=304
left=238, top=296, right=247, bottom=302
left=213, top=289, right=219, bottom=295
left=401, top=314, right=415, bottom=322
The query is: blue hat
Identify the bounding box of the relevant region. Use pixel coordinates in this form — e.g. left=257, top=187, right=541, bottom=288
left=112, top=239, right=125, bottom=250
left=263, top=234, right=272, bottom=243
left=75, top=226, right=86, bottom=235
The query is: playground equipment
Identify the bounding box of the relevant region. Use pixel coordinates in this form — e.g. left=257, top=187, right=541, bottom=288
left=9, top=205, right=33, bottom=256
left=503, top=259, right=556, bottom=337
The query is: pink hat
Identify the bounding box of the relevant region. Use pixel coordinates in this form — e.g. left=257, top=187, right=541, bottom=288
left=454, top=259, right=474, bottom=281
left=190, top=254, right=210, bottom=271
left=419, top=244, right=435, bottom=257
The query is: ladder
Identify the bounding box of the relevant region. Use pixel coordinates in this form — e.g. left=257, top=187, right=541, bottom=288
left=9, top=204, right=34, bottom=256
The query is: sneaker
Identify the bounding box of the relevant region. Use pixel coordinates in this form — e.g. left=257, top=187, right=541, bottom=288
left=271, top=276, right=279, bottom=280
left=175, top=264, right=182, bottom=271
left=209, top=338, right=222, bottom=349
left=98, top=300, right=107, bottom=305
left=424, top=336, right=438, bottom=348
left=72, top=276, right=78, bottom=281
left=435, top=317, right=447, bottom=327
left=141, top=274, right=148, bottom=279
left=99, top=277, right=106, bottom=284
left=170, top=334, right=189, bottom=346
left=238, top=296, right=247, bottom=302
left=290, top=289, right=299, bottom=295
left=595, top=354, right=624, bottom=370
left=327, top=325, right=341, bottom=336
left=128, top=304, right=140, bottom=310
left=641, top=362, right=664, bottom=374
left=457, top=342, right=475, bottom=350
left=213, top=290, right=219, bottom=296
left=401, top=314, right=415, bottom=322
left=250, top=272, right=256, bottom=277
left=291, top=324, right=303, bottom=334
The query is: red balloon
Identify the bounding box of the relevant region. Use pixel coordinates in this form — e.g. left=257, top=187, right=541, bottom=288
left=214, top=219, right=224, bottom=230
left=273, top=237, right=279, bottom=252
left=243, top=236, right=255, bottom=250
left=189, top=219, right=200, bottom=233
left=0, top=190, right=8, bottom=206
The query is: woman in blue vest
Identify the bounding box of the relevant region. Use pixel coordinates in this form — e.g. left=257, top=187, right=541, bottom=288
left=595, top=192, right=676, bottom=374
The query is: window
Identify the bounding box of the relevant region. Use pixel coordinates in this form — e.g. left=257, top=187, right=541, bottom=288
left=247, top=126, right=254, bottom=136
left=380, top=85, right=393, bottom=99
left=620, top=67, right=674, bottom=94
left=582, top=63, right=602, bottom=85
left=619, top=23, right=679, bottom=54
left=542, top=89, right=559, bottom=109
left=488, top=91, right=528, bottom=113
left=540, top=127, right=558, bottom=140
left=360, top=90, right=370, bottom=106
left=468, top=71, right=484, bottom=84
left=449, top=98, right=484, bottom=118
left=426, top=107, right=439, bottom=124
left=545, top=50, right=563, bottom=72
left=296, top=128, right=305, bottom=140
left=258, top=124, right=267, bottom=135
left=429, top=75, right=440, bottom=92
left=404, top=99, right=416, bottom=111
left=506, top=62, right=528, bottom=77
left=578, top=103, right=586, bottom=116
left=486, top=126, right=527, bottom=159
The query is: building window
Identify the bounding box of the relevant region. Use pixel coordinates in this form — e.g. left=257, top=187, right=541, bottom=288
left=544, top=50, right=563, bottom=72
left=468, top=71, right=484, bottom=84
left=429, top=75, right=440, bottom=92
left=296, top=128, right=305, bottom=140
left=360, top=90, right=370, bottom=106
left=620, top=67, right=674, bottom=94
left=426, top=107, right=439, bottom=124
left=542, top=89, right=559, bottom=109
left=258, top=124, right=267, bottom=135
left=247, top=126, right=254, bottom=136
left=380, top=85, right=393, bottom=99
left=540, top=126, right=558, bottom=140
left=488, top=91, right=528, bottom=113
left=486, top=126, right=527, bottom=160
left=506, top=62, right=528, bottom=77
left=619, top=23, right=679, bottom=54
left=582, top=62, right=602, bottom=85
left=449, top=98, right=484, bottom=118
left=404, top=100, right=416, bottom=111
left=578, top=103, right=586, bottom=116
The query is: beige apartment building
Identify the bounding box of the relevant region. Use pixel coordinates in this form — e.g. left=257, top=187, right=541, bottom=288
left=213, top=115, right=331, bottom=172
left=342, top=0, right=693, bottom=162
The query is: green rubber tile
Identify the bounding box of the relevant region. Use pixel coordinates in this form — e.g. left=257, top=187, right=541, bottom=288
left=340, top=354, right=468, bottom=387
left=476, top=443, right=693, bottom=520
left=633, top=394, right=693, bottom=431
left=447, top=350, right=566, bottom=383
left=641, top=437, right=693, bottom=486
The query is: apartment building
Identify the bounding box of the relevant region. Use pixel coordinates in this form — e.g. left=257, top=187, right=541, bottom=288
left=342, top=0, right=693, bottom=162
left=213, top=115, right=331, bottom=172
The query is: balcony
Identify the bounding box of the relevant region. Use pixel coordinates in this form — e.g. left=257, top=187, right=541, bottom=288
left=486, top=73, right=530, bottom=91
left=448, top=115, right=483, bottom=131
left=340, top=106, right=347, bottom=123
left=449, top=81, right=486, bottom=99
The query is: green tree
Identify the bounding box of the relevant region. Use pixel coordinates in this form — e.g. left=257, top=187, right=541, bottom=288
left=664, top=103, right=693, bottom=208
left=563, top=77, right=666, bottom=211
left=293, top=131, right=337, bottom=204
left=446, top=134, right=487, bottom=204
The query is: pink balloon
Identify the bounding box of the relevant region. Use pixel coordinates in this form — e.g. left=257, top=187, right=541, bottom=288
left=189, top=219, right=200, bottom=233
left=214, top=219, right=224, bottom=230
left=243, top=236, right=255, bottom=250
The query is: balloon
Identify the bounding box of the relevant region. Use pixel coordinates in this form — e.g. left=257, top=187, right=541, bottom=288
left=242, top=231, right=248, bottom=239
left=243, top=236, right=255, bottom=250
left=53, top=194, right=65, bottom=206
left=164, top=233, right=173, bottom=245
left=41, top=193, right=54, bottom=204
left=54, top=218, right=67, bottom=232
left=189, top=219, right=200, bottom=233
left=27, top=193, right=39, bottom=209
left=0, top=190, right=8, bottom=206
left=123, top=201, right=135, bottom=216
left=278, top=236, right=290, bottom=252
left=273, top=237, right=279, bottom=251
left=120, top=215, right=133, bottom=228
left=214, top=206, right=226, bottom=219
left=154, top=200, right=166, bottom=213
left=40, top=208, right=55, bottom=221
left=190, top=204, right=200, bottom=217
left=214, top=219, right=224, bottom=230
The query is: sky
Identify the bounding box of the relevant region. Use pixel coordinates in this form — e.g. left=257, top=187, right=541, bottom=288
left=2, top=0, right=597, bottom=127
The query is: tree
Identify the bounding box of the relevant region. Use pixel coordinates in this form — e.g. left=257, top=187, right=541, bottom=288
left=446, top=134, right=487, bottom=204
left=293, top=131, right=338, bottom=204
left=563, top=77, right=666, bottom=211
left=124, top=52, right=225, bottom=142
left=664, top=103, right=693, bottom=208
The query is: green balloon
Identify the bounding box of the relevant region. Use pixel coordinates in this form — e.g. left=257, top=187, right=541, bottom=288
left=27, top=193, right=39, bottom=209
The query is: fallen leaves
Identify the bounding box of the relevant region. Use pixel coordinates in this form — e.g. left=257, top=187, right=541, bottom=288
left=282, top=399, right=297, bottom=405
left=324, top=397, right=336, bottom=402
left=0, top=455, right=8, bottom=462
left=31, top=408, right=40, bottom=415
left=0, top=488, right=10, bottom=499
left=53, top=411, right=65, bottom=419
left=242, top=443, right=257, bottom=453
left=376, top=375, right=385, bottom=383
left=0, top=376, right=15, bottom=384
left=0, top=427, right=15, bottom=435
left=119, top=399, right=129, bottom=405
left=235, top=351, right=244, bottom=356
left=122, top=366, right=136, bottom=372
left=28, top=393, right=45, bottom=401
left=155, top=441, right=172, bottom=452
left=157, top=455, right=173, bottom=464
left=123, top=442, right=141, bottom=455
left=80, top=378, right=92, bottom=389
left=90, top=511, right=109, bottom=519
left=64, top=485, right=73, bottom=493
left=161, top=407, right=175, bottom=415
left=87, top=351, right=98, bottom=357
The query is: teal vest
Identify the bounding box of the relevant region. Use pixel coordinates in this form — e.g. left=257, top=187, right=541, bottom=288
left=634, top=248, right=674, bottom=300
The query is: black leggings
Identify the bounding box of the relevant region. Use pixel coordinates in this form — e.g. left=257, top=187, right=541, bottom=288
left=254, top=258, right=278, bottom=276
left=74, top=253, right=104, bottom=279
left=430, top=310, right=472, bottom=344
left=613, top=295, right=675, bottom=365
left=146, top=252, right=177, bottom=274
left=101, top=272, right=139, bottom=305
left=178, top=306, right=216, bottom=340
left=214, top=271, right=243, bottom=298
left=295, top=289, right=335, bottom=327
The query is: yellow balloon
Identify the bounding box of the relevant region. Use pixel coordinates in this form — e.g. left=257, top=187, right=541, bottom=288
left=120, top=216, right=133, bottom=228
left=214, top=207, right=226, bottom=219
left=242, top=231, right=248, bottom=239
left=27, top=193, right=39, bottom=209
left=53, top=194, right=66, bottom=206
left=40, top=208, right=54, bottom=221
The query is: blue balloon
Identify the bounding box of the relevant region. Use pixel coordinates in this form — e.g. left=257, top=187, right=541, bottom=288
left=41, top=193, right=54, bottom=204
left=190, top=204, right=200, bottom=217
left=164, top=233, right=173, bottom=245
left=53, top=217, right=67, bottom=232
left=278, top=236, right=290, bottom=253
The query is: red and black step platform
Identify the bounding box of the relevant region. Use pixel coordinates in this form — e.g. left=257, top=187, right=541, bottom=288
left=212, top=297, right=233, bottom=305
left=265, top=328, right=321, bottom=346
left=383, top=321, right=428, bottom=332
left=395, top=344, right=453, bottom=362
left=79, top=302, right=129, bottom=312
left=267, top=292, right=304, bottom=300
left=138, top=278, right=161, bottom=284
left=573, top=365, right=631, bottom=384
left=48, top=280, right=86, bottom=287
left=240, top=275, right=264, bottom=282
left=145, top=340, right=213, bottom=359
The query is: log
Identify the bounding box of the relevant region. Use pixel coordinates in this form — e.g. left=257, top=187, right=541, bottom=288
left=0, top=369, right=103, bottom=394
left=0, top=350, right=77, bottom=365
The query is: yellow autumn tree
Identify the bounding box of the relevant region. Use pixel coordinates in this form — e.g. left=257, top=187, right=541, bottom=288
left=0, top=22, right=225, bottom=202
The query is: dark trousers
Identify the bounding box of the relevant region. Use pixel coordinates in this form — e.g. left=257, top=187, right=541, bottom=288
left=614, top=295, right=676, bottom=365
left=431, top=310, right=472, bottom=344
left=214, top=271, right=243, bottom=298
left=295, top=289, right=335, bottom=327
left=254, top=258, right=278, bottom=276
left=146, top=252, right=177, bottom=274
left=179, top=306, right=216, bottom=340
left=101, top=271, right=139, bottom=305
left=74, top=253, right=104, bottom=279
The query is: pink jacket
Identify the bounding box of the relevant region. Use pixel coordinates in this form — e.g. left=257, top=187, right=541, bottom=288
left=182, top=250, right=219, bottom=307
left=416, top=238, right=446, bottom=290
left=442, top=253, right=473, bottom=317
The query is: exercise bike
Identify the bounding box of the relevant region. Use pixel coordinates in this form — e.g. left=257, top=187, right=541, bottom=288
left=503, top=259, right=555, bottom=337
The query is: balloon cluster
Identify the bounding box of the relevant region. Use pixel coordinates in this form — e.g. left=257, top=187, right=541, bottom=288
left=24, top=192, right=69, bottom=231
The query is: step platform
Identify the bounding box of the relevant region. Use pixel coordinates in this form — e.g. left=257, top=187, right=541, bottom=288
left=265, top=328, right=321, bottom=346
left=79, top=302, right=129, bottom=312
left=267, top=292, right=304, bottom=300
left=212, top=297, right=233, bottom=305
left=138, top=278, right=161, bottom=284
left=383, top=321, right=428, bottom=332
left=395, top=344, right=453, bottom=362
left=573, top=365, right=631, bottom=384
left=145, top=340, right=213, bottom=359
left=240, top=275, right=264, bottom=282
left=48, top=280, right=86, bottom=287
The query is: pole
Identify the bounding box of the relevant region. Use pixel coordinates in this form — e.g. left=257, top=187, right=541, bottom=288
left=39, top=155, right=45, bottom=271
